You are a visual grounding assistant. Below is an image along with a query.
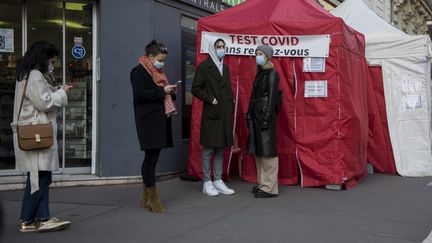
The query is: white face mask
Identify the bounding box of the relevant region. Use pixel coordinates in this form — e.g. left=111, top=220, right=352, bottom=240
left=48, top=62, right=54, bottom=73
left=153, top=60, right=164, bottom=69
left=256, top=55, right=266, bottom=66
left=216, top=49, right=225, bottom=59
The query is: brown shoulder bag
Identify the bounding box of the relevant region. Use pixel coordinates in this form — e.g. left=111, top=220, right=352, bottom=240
left=16, top=79, right=54, bottom=151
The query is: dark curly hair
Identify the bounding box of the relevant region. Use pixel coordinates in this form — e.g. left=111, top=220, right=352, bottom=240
left=16, top=41, right=59, bottom=81
left=145, top=39, right=168, bottom=57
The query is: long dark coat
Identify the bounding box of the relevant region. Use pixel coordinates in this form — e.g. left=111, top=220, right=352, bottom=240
left=130, top=64, right=174, bottom=150
left=192, top=57, right=234, bottom=147
left=246, top=67, right=280, bottom=157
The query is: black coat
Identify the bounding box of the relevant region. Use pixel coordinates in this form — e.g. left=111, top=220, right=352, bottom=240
left=130, top=64, right=174, bottom=150
left=246, top=67, right=280, bottom=157
left=192, top=57, right=234, bottom=147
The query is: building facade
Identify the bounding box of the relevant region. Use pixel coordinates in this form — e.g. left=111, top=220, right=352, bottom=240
left=317, top=0, right=432, bottom=35
left=0, top=0, right=228, bottom=186
left=1, top=0, right=432, bottom=186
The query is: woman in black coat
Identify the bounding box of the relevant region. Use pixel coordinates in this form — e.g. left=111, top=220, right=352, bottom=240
left=130, top=40, right=177, bottom=213
left=246, top=45, right=280, bottom=198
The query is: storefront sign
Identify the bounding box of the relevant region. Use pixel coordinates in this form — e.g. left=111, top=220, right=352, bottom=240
left=201, top=31, right=330, bottom=57
left=304, top=80, right=328, bottom=97
left=0, top=28, right=14, bottom=53
left=180, top=0, right=227, bottom=13
left=72, top=45, right=86, bottom=59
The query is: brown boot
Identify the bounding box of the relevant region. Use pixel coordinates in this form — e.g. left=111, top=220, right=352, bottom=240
left=145, top=187, right=166, bottom=213
left=141, top=189, right=148, bottom=208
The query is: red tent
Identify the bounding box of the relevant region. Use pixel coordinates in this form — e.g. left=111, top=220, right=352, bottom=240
left=187, top=0, right=369, bottom=189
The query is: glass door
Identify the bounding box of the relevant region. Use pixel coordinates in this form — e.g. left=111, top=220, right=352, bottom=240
left=27, top=0, right=94, bottom=173
left=64, top=2, right=93, bottom=170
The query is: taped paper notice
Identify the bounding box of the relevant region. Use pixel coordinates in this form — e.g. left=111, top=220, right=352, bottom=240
left=402, top=77, right=423, bottom=109
left=405, top=94, right=421, bottom=109
left=305, top=80, right=327, bottom=98
left=303, top=57, right=325, bottom=72
left=0, top=28, right=14, bottom=53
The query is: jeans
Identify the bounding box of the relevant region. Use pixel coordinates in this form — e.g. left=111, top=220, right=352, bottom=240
left=142, top=148, right=161, bottom=187
left=20, top=171, right=52, bottom=223
left=202, top=146, right=225, bottom=182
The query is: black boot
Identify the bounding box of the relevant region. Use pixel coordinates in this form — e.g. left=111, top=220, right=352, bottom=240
left=255, top=189, right=277, bottom=198
left=252, top=185, right=260, bottom=194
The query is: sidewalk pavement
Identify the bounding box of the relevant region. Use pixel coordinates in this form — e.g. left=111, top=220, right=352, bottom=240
left=0, top=174, right=431, bottom=243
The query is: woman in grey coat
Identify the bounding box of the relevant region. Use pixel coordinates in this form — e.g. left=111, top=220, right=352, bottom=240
left=11, top=41, right=73, bottom=232
left=246, top=45, right=280, bottom=198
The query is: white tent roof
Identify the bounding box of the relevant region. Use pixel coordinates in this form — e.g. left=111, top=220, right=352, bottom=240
left=330, top=0, right=407, bottom=36
left=331, top=0, right=431, bottom=58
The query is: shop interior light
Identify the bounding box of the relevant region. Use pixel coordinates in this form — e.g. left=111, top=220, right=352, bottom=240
left=46, top=2, right=86, bottom=11
left=65, top=3, right=86, bottom=11
left=47, top=19, right=90, bottom=29
left=33, top=2, right=86, bottom=11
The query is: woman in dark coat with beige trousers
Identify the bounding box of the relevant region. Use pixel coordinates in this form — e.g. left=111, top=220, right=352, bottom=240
left=246, top=45, right=280, bottom=198
left=130, top=40, right=177, bottom=213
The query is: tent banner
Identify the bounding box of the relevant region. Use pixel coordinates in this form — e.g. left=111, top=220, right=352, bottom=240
left=201, top=31, right=330, bottom=57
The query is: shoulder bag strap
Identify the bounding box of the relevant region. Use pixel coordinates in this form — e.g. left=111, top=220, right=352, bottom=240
left=17, top=79, right=29, bottom=122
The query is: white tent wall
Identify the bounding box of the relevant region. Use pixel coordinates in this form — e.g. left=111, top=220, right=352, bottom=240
left=331, top=0, right=432, bottom=176
left=368, top=55, right=432, bottom=176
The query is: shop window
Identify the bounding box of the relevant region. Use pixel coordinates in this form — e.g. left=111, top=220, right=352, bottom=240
left=0, top=0, right=94, bottom=173
left=0, top=0, right=22, bottom=170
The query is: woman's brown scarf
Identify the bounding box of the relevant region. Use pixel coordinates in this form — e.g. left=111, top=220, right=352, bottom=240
left=139, top=56, right=176, bottom=116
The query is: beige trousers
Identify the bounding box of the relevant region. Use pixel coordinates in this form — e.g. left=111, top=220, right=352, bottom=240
left=255, top=156, right=279, bottom=194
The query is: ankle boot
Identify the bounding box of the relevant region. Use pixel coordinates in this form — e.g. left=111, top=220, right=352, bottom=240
left=145, top=187, right=166, bottom=213
left=141, top=189, right=148, bottom=208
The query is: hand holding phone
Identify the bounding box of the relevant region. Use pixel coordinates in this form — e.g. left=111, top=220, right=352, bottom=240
left=66, top=82, right=78, bottom=87
left=164, top=85, right=177, bottom=94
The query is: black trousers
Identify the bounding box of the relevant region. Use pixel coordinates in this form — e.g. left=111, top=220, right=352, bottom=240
left=142, top=148, right=161, bottom=187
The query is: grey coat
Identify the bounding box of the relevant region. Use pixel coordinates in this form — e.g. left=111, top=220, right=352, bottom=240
left=192, top=57, right=234, bottom=147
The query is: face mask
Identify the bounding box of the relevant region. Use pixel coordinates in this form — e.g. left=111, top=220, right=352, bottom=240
left=153, top=60, right=164, bottom=69
left=48, top=62, right=54, bottom=73
left=256, top=55, right=266, bottom=66
left=216, top=49, right=225, bottom=59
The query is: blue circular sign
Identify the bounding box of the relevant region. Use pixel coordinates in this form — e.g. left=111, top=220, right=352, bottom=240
left=71, top=45, right=86, bottom=59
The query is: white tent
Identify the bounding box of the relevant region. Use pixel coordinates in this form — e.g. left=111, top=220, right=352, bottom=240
left=332, top=0, right=432, bottom=177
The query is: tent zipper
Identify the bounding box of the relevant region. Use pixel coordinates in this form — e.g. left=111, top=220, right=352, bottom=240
left=293, top=60, right=304, bottom=187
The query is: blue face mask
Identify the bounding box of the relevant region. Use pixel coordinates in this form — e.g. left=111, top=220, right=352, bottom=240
left=153, top=60, right=164, bottom=69
left=256, top=55, right=266, bottom=66
left=216, top=49, right=225, bottom=59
